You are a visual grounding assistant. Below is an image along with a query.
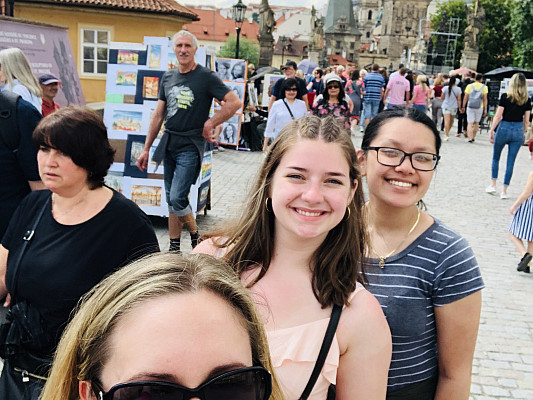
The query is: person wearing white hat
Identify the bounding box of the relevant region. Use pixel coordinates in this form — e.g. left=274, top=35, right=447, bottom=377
left=311, top=73, right=353, bottom=132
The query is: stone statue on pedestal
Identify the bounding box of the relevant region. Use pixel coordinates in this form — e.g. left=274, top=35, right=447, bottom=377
left=257, top=0, right=275, bottom=68
left=463, top=0, right=485, bottom=52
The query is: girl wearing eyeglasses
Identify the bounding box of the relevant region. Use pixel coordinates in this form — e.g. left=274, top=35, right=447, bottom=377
left=40, top=253, right=285, bottom=400
left=195, top=115, right=391, bottom=399
left=357, top=108, right=484, bottom=400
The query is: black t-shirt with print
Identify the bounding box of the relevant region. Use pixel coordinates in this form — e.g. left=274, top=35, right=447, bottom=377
left=159, top=65, right=230, bottom=133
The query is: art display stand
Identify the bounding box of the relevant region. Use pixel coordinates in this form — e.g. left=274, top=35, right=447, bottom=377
left=102, top=36, right=216, bottom=217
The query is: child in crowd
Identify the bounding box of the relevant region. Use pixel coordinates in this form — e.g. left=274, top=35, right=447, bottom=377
left=509, top=171, right=533, bottom=273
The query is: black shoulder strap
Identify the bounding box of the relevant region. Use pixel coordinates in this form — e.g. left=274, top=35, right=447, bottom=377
left=282, top=99, right=295, bottom=120
left=0, top=91, right=21, bottom=152
left=299, top=304, right=343, bottom=400
left=9, top=196, right=50, bottom=301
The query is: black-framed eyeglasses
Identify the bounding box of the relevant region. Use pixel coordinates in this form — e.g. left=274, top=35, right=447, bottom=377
left=363, top=146, right=440, bottom=171
left=98, top=366, right=272, bottom=400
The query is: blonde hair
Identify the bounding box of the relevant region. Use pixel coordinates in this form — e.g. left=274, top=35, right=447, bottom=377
left=506, top=73, right=529, bottom=105
left=0, top=48, right=42, bottom=97
left=40, top=253, right=285, bottom=400
left=416, top=74, right=427, bottom=92
left=296, top=69, right=304, bottom=79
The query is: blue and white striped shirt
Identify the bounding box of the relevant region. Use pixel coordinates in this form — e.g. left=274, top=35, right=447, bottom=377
left=365, top=218, right=484, bottom=392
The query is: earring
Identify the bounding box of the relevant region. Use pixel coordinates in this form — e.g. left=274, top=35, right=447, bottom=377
left=344, top=206, right=351, bottom=220
left=265, top=198, right=272, bottom=212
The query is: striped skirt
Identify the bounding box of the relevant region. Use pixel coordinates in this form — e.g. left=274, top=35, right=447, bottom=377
left=509, top=194, right=533, bottom=241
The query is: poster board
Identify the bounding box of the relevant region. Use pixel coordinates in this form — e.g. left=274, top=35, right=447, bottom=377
left=0, top=18, right=85, bottom=106
left=261, top=73, right=284, bottom=106
left=215, top=57, right=247, bottom=147
left=103, top=36, right=213, bottom=217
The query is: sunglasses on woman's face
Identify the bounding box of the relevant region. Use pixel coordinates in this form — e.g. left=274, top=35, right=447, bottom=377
left=98, top=366, right=272, bottom=400
left=285, top=87, right=298, bottom=92
left=327, top=84, right=340, bottom=89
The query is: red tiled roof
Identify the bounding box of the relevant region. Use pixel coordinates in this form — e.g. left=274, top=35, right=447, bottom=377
left=327, top=54, right=350, bottom=65
left=16, top=0, right=198, bottom=20
left=183, top=8, right=258, bottom=43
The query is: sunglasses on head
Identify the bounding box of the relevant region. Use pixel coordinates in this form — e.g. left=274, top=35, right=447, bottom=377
left=98, top=366, right=272, bottom=400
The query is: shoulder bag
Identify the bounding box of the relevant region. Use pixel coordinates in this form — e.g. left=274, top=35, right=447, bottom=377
left=0, top=197, right=53, bottom=399
left=283, top=99, right=296, bottom=120
left=299, top=304, right=343, bottom=400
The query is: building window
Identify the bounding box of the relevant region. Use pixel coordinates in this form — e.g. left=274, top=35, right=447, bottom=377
left=299, top=20, right=302, bottom=25
left=82, top=28, right=109, bottom=75
left=366, top=32, right=371, bottom=38
left=350, top=42, right=355, bottom=49
left=349, top=53, right=354, bottom=60
left=368, top=10, right=372, bottom=20
left=336, top=41, right=341, bottom=48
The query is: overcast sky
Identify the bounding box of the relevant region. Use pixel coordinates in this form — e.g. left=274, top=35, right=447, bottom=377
left=185, top=0, right=329, bottom=9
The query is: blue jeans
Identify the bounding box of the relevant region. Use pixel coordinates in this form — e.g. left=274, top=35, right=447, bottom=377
left=413, top=104, right=427, bottom=113
left=364, top=100, right=381, bottom=120
left=164, top=148, right=200, bottom=216
left=491, top=121, right=524, bottom=186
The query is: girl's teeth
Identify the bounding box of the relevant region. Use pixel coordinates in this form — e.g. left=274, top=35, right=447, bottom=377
left=389, top=180, right=412, bottom=188
left=296, top=209, right=322, bottom=216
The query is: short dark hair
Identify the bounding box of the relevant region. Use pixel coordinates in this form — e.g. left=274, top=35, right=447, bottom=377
left=361, top=107, right=441, bottom=156
left=399, top=67, right=407, bottom=76
left=314, top=68, right=324, bottom=78
left=281, top=77, right=298, bottom=97
left=476, top=73, right=483, bottom=81
left=372, top=63, right=379, bottom=71
left=33, top=106, right=115, bottom=189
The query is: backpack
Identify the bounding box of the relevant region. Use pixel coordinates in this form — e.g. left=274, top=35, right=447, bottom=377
left=467, top=84, right=485, bottom=109
left=0, top=90, right=21, bottom=152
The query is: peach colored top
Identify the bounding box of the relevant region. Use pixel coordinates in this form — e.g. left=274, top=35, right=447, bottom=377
left=266, top=283, right=364, bottom=400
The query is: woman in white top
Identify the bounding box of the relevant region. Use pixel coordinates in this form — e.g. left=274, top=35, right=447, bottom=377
left=263, top=77, right=307, bottom=151
left=0, top=48, right=42, bottom=113
left=440, top=76, right=462, bottom=141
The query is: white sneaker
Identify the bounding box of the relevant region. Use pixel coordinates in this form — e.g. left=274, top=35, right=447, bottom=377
left=501, top=192, right=509, bottom=199
left=485, top=186, right=496, bottom=194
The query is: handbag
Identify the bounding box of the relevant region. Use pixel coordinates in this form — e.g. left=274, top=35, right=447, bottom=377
left=299, top=305, right=342, bottom=400
left=0, top=197, right=52, bottom=397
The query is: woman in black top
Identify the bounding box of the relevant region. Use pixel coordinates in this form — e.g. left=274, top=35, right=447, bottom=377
left=0, top=107, right=159, bottom=398
left=486, top=73, right=532, bottom=198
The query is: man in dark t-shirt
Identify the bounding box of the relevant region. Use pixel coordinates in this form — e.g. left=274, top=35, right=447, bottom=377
left=137, top=30, right=241, bottom=252
left=0, top=92, right=44, bottom=240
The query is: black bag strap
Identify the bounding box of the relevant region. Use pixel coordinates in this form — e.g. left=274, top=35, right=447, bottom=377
left=282, top=99, right=295, bottom=120
left=9, top=196, right=50, bottom=301
left=0, top=91, right=21, bottom=152
left=299, top=304, right=343, bottom=400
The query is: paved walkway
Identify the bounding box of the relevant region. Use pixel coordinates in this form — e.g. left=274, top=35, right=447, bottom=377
left=154, top=122, right=533, bottom=399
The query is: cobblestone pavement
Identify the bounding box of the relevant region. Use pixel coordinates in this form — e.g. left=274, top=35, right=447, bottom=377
left=153, top=122, right=533, bottom=399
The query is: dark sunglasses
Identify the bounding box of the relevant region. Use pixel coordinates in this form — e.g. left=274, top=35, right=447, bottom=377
left=98, top=366, right=272, bottom=400
left=285, top=87, right=298, bottom=92
left=327, top=83, right=340, bottom=89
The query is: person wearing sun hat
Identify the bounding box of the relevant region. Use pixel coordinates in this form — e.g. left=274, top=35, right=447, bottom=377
left=39, top=73, right=61, bottom=117
left=311, top=72, right=353, bottom=132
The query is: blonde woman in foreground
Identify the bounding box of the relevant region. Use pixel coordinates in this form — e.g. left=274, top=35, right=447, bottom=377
left=40, top=252, right=284, bottom=400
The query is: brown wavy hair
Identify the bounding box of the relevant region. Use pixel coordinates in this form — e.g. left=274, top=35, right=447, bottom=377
left=208, top=115, right=367, bottom=308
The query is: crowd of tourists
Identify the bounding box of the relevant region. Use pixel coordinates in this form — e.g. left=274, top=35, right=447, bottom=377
left=2, top=29, right=533, bottom=400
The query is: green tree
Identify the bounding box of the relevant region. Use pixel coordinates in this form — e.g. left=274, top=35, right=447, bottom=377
left=217, top=35, right=259, bottom=66
left=510, top=0, right=533, bottom=69
left=477, top=0, right=515, bottom=73
left=429, top=0, right=468, bottom=69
